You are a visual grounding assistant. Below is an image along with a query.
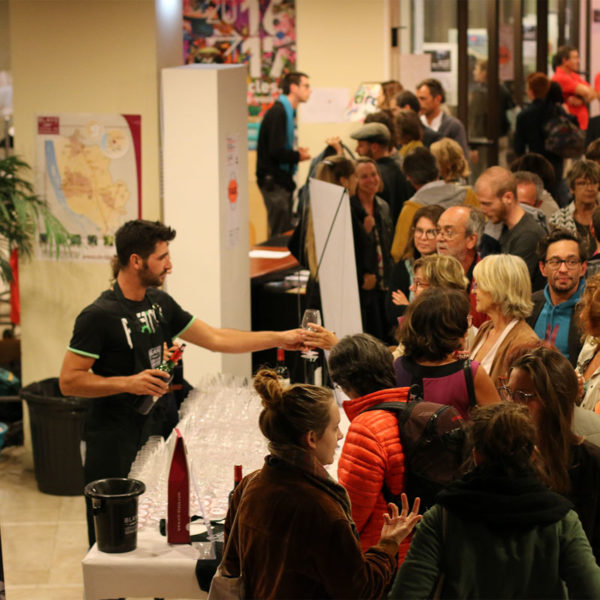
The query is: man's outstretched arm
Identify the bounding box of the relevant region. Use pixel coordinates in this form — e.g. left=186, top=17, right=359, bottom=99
left=178, top=318, right=305, bottom=354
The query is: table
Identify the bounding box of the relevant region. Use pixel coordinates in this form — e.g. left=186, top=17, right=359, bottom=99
left=82, top=527, right=207, bottom=599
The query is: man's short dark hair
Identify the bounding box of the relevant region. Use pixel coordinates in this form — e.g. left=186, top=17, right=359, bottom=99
left=396, top=90, right=420, bottom=113
left=396, top=109, right=423, bottom=143
left=115, top=220, right=176, bottom=267
left=587, top=139, right=600, bottom=163
left=281, top=71, right=308, bottom=95
left=402, top=147, right=439, bottom=186
left=510, top=153, right=556, bottom=190
left=364, top=110, right=397, bottom=149
left=328, top=333, right=395, bottom=397
left=417, top=78, right=446, bottom=103
left=514, top=170, right=544, bottom=202
left=555, top=45, right=576, bottom=67
left=536, top=227, right=587, bottom=262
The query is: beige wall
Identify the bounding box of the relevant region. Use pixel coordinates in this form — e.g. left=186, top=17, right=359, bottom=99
left=10, top=0, right=182, bottom=387
left=0, top=0, right=8, bottom=72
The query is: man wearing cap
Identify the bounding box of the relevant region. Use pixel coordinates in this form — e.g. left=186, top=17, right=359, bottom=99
left=351, top=122, right=413, bottom=224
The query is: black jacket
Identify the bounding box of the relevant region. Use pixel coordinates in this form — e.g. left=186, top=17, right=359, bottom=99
left=256, top=100, right=299, bottom=191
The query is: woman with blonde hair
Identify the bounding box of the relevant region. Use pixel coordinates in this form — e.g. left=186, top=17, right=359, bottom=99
left=430, top=137, right=479, bottom=206
left=470, top=254, right=539, bottom=385
left=219, top=369, right=421, bottom=598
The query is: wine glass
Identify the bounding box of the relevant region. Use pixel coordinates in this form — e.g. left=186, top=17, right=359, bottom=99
left=301, top=309, right=321, bottom=360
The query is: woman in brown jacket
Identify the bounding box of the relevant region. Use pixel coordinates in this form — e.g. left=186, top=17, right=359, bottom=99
left=220, top=369, right=421, bottom=599
left=470, top=254, right=539, bottom=385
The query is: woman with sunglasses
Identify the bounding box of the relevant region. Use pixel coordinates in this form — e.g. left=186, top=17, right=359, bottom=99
left=504, top=346, right=600, bottom=562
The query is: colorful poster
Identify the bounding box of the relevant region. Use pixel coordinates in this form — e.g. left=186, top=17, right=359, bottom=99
left=36, top=113, right=141, bottom=261
left=183, top=0, right=296, bottom=149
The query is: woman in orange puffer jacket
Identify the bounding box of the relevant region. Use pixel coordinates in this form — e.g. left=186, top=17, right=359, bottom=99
left=329, top=333, right=410, bottom=562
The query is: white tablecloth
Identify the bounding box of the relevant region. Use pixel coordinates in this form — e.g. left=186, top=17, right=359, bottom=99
left=82, top=527, right=207, bottom=599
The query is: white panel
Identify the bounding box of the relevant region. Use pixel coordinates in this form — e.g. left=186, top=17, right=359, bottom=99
left=162, top=64, right=250, bottom=380
left=309, top=178, right=362, bottom=340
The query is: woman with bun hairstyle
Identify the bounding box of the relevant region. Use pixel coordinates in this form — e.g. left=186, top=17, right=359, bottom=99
left=220, top=369, right=421, bottom=599
left=390, top=402, right=600, bottom=599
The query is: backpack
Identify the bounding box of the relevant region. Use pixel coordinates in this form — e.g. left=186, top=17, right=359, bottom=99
left=362, top=397, right=466, bottom=511
left=543, top=112, right=585, bottom=158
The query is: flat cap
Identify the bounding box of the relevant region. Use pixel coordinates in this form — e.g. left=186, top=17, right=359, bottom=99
left=350, top=122, right=391, bottom=145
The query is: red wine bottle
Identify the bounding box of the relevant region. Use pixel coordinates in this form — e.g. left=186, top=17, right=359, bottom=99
left=228, top=465, right=243, bottom=505
left=136, top=344, right=186, bottom=415
left=275, top=348, right=290, bottom=386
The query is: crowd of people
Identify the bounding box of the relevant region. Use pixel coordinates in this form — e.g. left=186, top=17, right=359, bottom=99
left=221, top=47, right=600, bottom=598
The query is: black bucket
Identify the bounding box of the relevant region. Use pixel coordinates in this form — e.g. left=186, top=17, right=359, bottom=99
left=84, top=478, right=146, bottom=553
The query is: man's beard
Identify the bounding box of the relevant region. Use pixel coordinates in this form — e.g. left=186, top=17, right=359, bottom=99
left=139, top=264, right=165, bottom=288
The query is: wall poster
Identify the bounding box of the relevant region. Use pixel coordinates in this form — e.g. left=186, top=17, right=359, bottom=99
left=183, top=0, right=296, bottom=149
left=36, top=113, right=141, bottom=261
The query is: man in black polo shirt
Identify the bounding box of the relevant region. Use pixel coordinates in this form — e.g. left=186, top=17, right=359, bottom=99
left=60, top=219, right=305, bottom=544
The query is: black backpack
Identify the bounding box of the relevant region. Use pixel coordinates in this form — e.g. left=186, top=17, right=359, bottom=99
left=362, top=396, right=466, bottom=511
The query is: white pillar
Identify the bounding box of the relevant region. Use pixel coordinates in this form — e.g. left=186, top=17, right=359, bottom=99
left=162, top=64, right=250, bottom=379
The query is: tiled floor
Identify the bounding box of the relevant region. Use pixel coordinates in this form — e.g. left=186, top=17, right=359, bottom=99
left=0, top=445, right=88, bottom=599
left=0, top=445, right=208, bottom=600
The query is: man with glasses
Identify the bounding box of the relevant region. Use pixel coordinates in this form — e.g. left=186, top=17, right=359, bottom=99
left=390, top=147, right=478, bottom=261
left=436, top=205, right=488, bottom=327
left=526, top=228, right=587, bottom=365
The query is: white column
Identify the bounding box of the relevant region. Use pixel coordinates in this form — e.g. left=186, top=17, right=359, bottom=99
left=162, top=64, right=250, bottom=379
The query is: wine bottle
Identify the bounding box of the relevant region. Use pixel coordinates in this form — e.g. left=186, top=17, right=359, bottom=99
left=136, top=344, right=186, bottom=415
left=275, top=347, right=291, bottom=386
left=228, top=465, right=243, bottom=505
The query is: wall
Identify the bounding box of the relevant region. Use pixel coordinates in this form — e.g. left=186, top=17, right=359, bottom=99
left=294, top=0, right=388, bottom=184
left=0, top=0, right=8, bottom=72
left=10, top=0, right=182, bottom=388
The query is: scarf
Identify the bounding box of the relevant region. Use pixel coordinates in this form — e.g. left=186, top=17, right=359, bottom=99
left=278, top=94, right=297, bottom=175
left=437, top=466, right=573, bottom=528
left=268, top=443, right=359, bottom=539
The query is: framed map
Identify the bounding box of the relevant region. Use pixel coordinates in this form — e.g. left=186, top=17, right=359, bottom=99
left=36, top=113, right=141, bottom=261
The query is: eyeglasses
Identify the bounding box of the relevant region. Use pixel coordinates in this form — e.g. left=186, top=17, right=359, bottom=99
left=435, top=226, right=459, bottom=239
left=544, top=257, right=582, bottom=269
left=575, top=179, right=599, bottom=188
left=413, top=227, right=437, bottom=240
left=497, top=385, right=538, bottom=404
left=412, top=278, right=430, bottom=289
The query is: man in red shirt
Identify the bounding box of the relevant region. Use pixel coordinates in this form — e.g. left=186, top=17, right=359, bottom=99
left=552, top=45, right=598, bottom=130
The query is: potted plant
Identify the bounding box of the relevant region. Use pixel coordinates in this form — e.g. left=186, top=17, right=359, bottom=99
left=0, top=155, right=69, bottom=282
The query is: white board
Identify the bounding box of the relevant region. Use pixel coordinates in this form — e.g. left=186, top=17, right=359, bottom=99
left=309, top=178, right=363, bottom=340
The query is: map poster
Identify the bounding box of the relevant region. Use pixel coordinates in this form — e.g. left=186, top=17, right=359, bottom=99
left=36, top=113, right=141, bottom=261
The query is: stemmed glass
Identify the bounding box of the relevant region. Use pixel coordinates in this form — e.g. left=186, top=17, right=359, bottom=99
left=301, top=309, right=321, bottom=361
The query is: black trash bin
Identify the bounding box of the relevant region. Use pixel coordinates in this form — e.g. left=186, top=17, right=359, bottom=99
left=21, top=378, right=89, bottom=496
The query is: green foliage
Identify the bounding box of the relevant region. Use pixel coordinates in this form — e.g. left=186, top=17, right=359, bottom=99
left=0, top=155, right=69, bottom=282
